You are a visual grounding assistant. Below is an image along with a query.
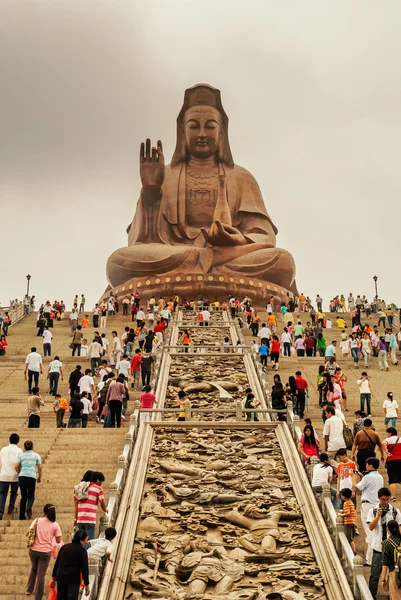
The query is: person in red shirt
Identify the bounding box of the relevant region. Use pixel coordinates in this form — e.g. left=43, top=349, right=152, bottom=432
left=295, top=370, right=308, bottom=418
left=304, top=334, right=315, bottom=357
left=269, top=336, right=281, bottom=370
left=129, top=349, right=142, bottom=390
left=140, top=385, right=156, bottom=422
left=154, top=319, right=166, bottom=344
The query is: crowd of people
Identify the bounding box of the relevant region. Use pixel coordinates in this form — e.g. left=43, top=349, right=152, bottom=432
left=2, top=288, right=401, bottom=598
left=0, top=431, right=116, bottom=599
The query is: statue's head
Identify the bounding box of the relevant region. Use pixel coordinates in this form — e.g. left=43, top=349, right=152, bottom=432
left=172, top=84, right=234, bottom=167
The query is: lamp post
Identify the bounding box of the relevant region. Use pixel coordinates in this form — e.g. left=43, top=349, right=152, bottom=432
left=373, top=275, right=378, bottom=299
left=26, top=274, right=31, bottom=297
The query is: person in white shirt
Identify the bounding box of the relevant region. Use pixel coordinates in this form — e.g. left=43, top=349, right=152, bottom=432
left=78, top=369, right=95, bottom=399
left=353, top=457, right=384, bottom=566
left=101, top=334, right=109, bottom=357
left=80, top=340, right=89, bottom=357
left=110, top=332, right=121, bottom=369
left=88, top=526, right=117, bottom=562
left=118, top=355, right=131, bottom=379
left=257, top=325, right=271, bottom=344
left=201, top=309, right=211, bottom=326
left=87, top=339, right=103, bottom=376
left=136, top=309, right=145, bottom=328
left=42, top=327, right=53, bottom=357
left=367, top=487, right=401, bottom=598
left=357, top=372, right=372, bottom=417
left=383, top=392, right=399, bottom=428
left=0, top=433, right=22, bottom=518
left=47, top=356, right=64, bottom=396
left=24, top=347, right=43, bottom=394
left=80, top=392, right=92, bottom=428
left=311, top=452, right=338, bottom=509
left=69, top=308, right=79, bottom=334
left=323, top=406, right=345, bottom=465
left=281, top=328, right=292, bottom=357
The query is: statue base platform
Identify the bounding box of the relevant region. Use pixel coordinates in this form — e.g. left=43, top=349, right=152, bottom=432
left=101, top=273, right=293, bottom=310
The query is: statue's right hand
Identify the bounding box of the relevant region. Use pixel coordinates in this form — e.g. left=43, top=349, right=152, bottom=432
left=140, top=138, right=165, bottom=188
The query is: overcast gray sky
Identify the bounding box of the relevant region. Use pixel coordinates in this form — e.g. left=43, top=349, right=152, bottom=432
left=1, top=0, right=400, bottom=309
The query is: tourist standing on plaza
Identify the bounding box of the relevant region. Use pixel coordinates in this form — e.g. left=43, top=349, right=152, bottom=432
left=0, top=433, right=22, bottom=519
left=367, top=487, right=401, bottom=599
left=53, top=394, right=69, bottom=428
left=27, top=388, right=44, bottom=428
left=110, top=331, right=122, bottom=369
left=79, top=294, right=85, bottom=312
left=47, top=356, right=63, bottom=396
left=378, top=336, right=389, bottom=371
left=383, top=392, right=398, bottom=428
left=323, top=406, right=345, bottom=465
left=17, top=440, right=42, bottom=520
left=87, top=338, right=102, bottom=376
left=68, top=393, right=84, bottom=428
left=382, top=429, right=401, bottom=502
left=51, top=529, right=90, bottom=599
left=130, top=349, right=142, bottom=390
left=69, top=309, right=79, bottom=334
left=295, top=371, right=308, bottom=419
left=357, top=372, right=372, bottom=417
left=42, top=326, right=52, bottom=357
left=25, top=348, right=43, bottom=394
left=68, top=365, right=82, bottom=399
left=106, top=375, right=125, bottom=428
left=26, top=503, right=62, bottom=600
left=74, top=471, right=107, bottom=541
left=71, top=325, right=83, bottom=356
left=78, top=369, right=95, bottom=401
left=380, top=520, right=401, bottom=599
left=141, top=350, right=155, bottom=387
left=353, top=458, right=383, bottom=567
left=351, top=419, right=384, bottom=473
left=92, top=304, right=100, bottom=328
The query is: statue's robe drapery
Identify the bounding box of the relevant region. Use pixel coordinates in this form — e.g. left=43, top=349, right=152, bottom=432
left=106, top=163, right=296, bottom=291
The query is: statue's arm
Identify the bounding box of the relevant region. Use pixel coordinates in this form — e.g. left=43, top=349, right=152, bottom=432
left=234, top=168, right=278, bottom=247
left=127, top=188, right=163, bottom=245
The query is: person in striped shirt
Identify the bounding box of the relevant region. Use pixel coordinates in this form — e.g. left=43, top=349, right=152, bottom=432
left=73, top=471, right=107, bottom=541
left=338, top=487, right=356, bottom=553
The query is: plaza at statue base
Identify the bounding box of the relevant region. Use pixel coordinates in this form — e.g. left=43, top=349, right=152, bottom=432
left=105, top=84, right=298, bottom=307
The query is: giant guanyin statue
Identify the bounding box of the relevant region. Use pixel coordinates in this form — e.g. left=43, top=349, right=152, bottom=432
left=106, top=84, right=297, bottom=302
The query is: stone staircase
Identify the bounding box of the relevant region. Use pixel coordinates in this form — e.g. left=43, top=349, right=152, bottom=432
left=0, top=310, right=134, bottom=599
left=242, top=309, right=399, bottom=597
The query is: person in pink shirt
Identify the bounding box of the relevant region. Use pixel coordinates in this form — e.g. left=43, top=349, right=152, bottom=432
left=26, top=503, right=62, bottom=599
left=140, top=385, right=156, bottom=422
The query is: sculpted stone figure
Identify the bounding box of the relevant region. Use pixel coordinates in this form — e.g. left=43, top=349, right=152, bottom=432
left=106, top=84, right=297, bottom=302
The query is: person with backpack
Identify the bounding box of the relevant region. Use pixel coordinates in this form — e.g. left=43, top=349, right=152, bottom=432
left=73, top=471, right=107, bottom=542
left=97, top=373, right=115, bottom=423
left=367, top=487, right=401, bottom=599
left=381, top=519, right=401, bottom=598
left=351, top=419, right=384, bottom=474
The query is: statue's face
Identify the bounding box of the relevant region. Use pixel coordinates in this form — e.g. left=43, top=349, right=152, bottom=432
left=184, top=106, right=222, bottom=159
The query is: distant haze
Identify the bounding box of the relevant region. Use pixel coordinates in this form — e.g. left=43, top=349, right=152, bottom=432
left=1, top=0, right=400, bottom=310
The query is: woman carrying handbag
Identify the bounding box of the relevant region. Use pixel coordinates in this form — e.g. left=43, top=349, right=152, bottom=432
left=26, top=504, right=62, bottom=599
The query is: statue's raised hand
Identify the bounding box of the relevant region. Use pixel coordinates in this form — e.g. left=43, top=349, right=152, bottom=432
left=140, top=139, right=165, bottom=189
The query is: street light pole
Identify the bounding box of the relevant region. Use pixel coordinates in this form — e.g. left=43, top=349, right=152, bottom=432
left=373, top=275, right=378, bottom=299
left=26, top=274, right=31, bottom=297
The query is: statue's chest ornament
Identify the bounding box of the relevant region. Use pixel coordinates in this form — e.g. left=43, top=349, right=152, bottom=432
left=186, top=168, right=219, bottom=207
